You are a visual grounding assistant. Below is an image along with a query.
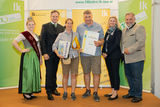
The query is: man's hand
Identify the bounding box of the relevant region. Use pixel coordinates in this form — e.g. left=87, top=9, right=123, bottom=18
left=43, top=54, right=50, bottom=60
left=94, top=41, right=102, bottom=47
left=124, top=48, right=130, bottom=55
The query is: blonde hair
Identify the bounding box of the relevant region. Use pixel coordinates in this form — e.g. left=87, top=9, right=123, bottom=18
left=26, top=17, right=35, bottom=25
left=107, top=16, right=120, bottom=28
left=125, top=12, right=135, bottom=17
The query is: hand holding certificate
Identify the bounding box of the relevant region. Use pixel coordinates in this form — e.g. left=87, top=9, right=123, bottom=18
left=58, top=41, right=70, bottom=58
left=82, top=31, right=99, bottom=55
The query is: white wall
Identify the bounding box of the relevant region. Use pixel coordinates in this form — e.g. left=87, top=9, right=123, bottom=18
left=24, top=0, right=29, bottom=30
left=152, top=0, right=160, bottom=98
left=27, top=0, right=118, bottom=10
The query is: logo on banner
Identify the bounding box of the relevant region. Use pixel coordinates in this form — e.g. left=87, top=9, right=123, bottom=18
left=0, top=13, right=22, bottom=24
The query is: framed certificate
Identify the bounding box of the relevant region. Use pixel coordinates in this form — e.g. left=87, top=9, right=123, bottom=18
left=58, top=40, right=70, bottom=58
left=82, top=31, right=99, bottom=55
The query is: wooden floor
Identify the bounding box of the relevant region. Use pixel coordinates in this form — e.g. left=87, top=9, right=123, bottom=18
left=0, top=87, right=159, bottom=107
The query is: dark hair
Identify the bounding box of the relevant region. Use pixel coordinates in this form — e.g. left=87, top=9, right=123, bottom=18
left=83, top=10, right=92, bottom=15
left=65, top=18, right=73, bottom=24
left=50, top=10, right=60, bottom=15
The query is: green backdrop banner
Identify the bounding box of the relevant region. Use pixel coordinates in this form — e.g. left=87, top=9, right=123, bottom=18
left=0, top=0, right=24, bottom=87
left=119, top=0, right=151, bottom=91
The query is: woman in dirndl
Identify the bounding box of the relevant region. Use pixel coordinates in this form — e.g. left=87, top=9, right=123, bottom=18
left=12, top=17, right=42, bottom=100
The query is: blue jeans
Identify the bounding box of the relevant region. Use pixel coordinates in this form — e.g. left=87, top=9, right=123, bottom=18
left=124, top=61, right=144, bottom=98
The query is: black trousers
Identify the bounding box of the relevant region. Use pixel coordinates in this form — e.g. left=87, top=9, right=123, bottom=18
left=105, top=58, right=120, bottom=90
left=45, top=53, right=59, bottom=94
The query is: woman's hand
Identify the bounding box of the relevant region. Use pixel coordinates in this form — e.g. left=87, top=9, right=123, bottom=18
left=102, top=53, right=107, bottom=58
left=12, top=40, right=30, bottom=53
left=57, top=54, right=64, bottom=59
left=54, top=49, right=64, bottom=59
left=40, top=56, right=43, bottom=65
left=78, top=48, right=82, bottom=53
left=21, top=48, right=30, bottom=53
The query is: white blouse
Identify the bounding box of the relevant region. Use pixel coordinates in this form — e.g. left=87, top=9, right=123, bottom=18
left=15, top=33, right=38, bottom=42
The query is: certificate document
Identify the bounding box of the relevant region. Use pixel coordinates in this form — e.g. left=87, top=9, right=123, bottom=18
left=58, top=41, right=70, bottom=58
left=82, top=31, right=99, bottom=55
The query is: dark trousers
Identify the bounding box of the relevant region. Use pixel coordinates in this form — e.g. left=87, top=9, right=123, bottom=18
left=105, top=58, right=120, bottom=90
left=124, top=60, right=144, bottom=98
left=45, top=54, right=59, bottom=94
